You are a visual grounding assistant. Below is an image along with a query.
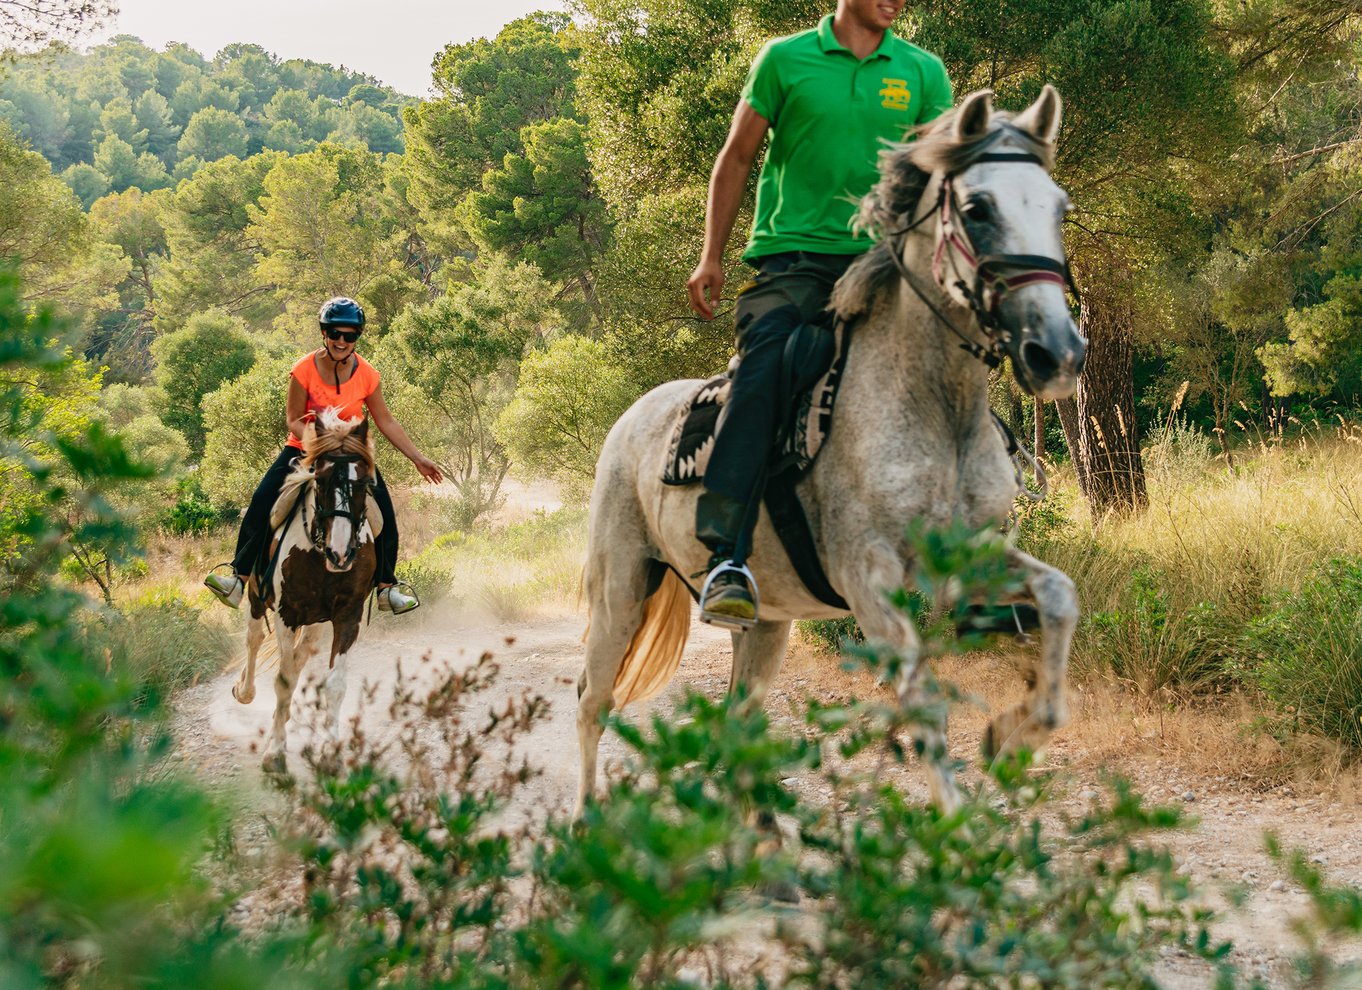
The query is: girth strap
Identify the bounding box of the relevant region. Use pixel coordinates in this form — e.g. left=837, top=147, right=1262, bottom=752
left=763, top=471, right=850, bottom=612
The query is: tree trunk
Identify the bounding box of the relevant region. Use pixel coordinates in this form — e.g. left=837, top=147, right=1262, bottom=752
left=1068, top=286, right=1147, bottom=515
left=1054, top=396, right=1088, bottom=495
left=1033, top=397, right=1046, bottom=460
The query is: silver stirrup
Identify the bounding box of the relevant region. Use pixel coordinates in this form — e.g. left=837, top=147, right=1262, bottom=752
left=698, top=561, right=760, bottom=631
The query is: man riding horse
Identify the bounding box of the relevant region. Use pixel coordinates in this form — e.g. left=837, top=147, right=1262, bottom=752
left=688, top=0, right=953, bottom=626
left=204, top=297, right=443, bottom=614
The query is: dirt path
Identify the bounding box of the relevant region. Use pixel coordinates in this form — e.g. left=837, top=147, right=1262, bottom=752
left=173, top=605, right=1362, bottom=988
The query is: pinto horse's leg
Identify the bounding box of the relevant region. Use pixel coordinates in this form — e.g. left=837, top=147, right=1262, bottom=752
left=323, top=610, right=363, bottom=741
left=574, top=555, right=654, bottom=819
left=262, top=623, right=308, bottom=773
left=232, top=612, right=266, bottom=705
left=729, top=620, right=791, bottom=711
left=983, top=548, right=1079, bottom=760
left=841, top=542, right=962, bottom=815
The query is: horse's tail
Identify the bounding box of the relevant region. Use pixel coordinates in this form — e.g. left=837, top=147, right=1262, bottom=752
left=611, top=567, right=692, bottom=708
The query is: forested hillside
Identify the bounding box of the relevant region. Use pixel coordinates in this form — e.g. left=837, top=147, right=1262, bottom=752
left=2, top=34, right=407, bottom=207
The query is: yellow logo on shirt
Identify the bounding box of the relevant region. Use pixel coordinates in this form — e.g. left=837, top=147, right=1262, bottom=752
left=880, top=78, right=912, bottom=111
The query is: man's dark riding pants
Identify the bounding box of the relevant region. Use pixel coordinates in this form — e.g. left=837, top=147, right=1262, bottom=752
left=696, top=251, right=855, bottom=561
left=231, top=445, right=399, bottom=586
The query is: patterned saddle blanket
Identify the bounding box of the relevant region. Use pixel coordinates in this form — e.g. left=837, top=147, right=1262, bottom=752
left=663, top=322, right=848, bottom=485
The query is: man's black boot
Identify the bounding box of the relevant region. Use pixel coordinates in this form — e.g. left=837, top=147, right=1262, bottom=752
left=699, top=555, right=758, bottom=629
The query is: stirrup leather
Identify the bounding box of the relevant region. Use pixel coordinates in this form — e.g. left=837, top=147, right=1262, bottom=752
left=699, top=560, right=760, bottom=631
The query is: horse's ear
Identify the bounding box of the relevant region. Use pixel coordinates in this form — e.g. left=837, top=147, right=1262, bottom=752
left=355, top=417, right=369, bottom=440
left=1014, top=84, right=1062, bottom=146
left=953, top=89, right=994, bottom=142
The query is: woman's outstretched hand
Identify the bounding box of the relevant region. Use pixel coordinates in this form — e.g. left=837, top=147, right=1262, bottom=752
left=412, top=453, right=443, bottom=484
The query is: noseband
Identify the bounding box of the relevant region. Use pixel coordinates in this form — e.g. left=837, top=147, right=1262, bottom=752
left=887, top=147, right=1081, bottom=369
left=304, top=454, right=375, bottom=566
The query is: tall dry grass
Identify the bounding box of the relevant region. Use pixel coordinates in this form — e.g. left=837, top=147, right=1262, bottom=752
left=1023, top=422, right=1362, bottom=753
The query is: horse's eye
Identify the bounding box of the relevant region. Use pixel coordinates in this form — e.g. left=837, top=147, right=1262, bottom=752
left=962, top=198, right=995, bottom=223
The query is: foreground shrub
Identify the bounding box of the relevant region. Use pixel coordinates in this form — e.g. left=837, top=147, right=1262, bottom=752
left=1243, top=557, right=1362, bottom=754
left=0, top=269, right=281, bottom=987
left=273, top=524, right=1241, bottom=989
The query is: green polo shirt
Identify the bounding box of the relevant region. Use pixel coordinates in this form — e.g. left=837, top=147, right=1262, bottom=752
left=741, top=15, right=953, bottom=262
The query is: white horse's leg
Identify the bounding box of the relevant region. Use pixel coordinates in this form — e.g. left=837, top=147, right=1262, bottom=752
left=841, top=542, right=962, bottom=814
left=232, top=612, right=266, bottom=704
left=983, top=549, right=1078, bottom=759
left=575, top=556, right=653, bottom=819
left=729, top=620, right=791, bottom=712
left=322, top=613, right=362, bottom=741
left=262, top=623, right=307, bottom=773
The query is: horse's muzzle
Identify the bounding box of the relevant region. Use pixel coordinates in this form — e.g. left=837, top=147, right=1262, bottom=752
left=1017, top=321, right=1085, bottom=401
left=324, top=547, right=357, bottom=572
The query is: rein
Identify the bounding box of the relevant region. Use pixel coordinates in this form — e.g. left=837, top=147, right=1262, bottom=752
left=887, top=149, right=1082, bottom=370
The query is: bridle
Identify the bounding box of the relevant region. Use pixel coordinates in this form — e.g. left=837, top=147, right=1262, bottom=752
left=885, top=140, right=1082, bottom=370
left=302, top=454, right=375, bottom=569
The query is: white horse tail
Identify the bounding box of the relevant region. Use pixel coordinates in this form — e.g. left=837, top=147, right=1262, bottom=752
left=611, top=566, right=692, bottom=708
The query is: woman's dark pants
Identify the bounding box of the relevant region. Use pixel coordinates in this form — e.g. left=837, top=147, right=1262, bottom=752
left=230, top=445, right=399, bottom=586
left=696, top=251, right=854, bottom=562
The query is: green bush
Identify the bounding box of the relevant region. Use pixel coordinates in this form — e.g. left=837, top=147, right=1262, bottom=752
left=159, top=474, right=225, bottom=534
left=1082, top=565, right=1240, bottom=695
left=0, top=268, right=281, bottom=987
left=797, top=614, right=864, bottom=653
left=393, top=551, right=456, bottom=607
left=1242, top=558, right=1362, bottom=753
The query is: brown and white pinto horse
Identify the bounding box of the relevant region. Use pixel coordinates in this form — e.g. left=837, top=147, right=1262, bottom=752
left=231, top=409, right=382, bottom=773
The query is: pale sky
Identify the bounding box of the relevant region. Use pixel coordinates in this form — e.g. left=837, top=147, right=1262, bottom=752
left=88, top=0, right=568, bottom=96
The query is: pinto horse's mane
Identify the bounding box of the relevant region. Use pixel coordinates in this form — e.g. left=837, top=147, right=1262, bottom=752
left=831, top=107, right=1056, bottom=322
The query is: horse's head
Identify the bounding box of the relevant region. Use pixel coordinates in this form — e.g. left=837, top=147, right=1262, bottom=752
left=300, top=410, right=377, bottom=572
left=836, top=85, right=1087, bottom=401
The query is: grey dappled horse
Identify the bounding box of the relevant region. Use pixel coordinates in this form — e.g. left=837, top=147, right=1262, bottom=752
left=576, top=86, right=1086, bottom=815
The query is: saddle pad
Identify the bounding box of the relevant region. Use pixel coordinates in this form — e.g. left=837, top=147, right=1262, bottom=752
left=662, top=324, right=848, bottom=486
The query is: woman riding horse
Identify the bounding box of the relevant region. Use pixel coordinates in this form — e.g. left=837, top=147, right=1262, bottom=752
left=204, top=296, right=443, bottom=614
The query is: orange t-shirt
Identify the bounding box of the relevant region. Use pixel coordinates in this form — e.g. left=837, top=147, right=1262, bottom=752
left=286, top=350, right=381, bottom=450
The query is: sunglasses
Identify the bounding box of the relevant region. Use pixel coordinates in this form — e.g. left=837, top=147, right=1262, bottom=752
left=324, top=326, right=362, bottom=343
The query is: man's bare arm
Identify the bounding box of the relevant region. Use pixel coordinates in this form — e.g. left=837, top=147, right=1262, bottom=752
left=686, top=101, right=770, bottom=319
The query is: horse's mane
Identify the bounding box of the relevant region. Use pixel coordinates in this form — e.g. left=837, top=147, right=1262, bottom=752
left=830, top=108, right=1056, bottom=322
left=277, top=408, right=376, bottom=508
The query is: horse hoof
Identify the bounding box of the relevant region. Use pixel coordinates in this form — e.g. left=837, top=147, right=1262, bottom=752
left=261, top=752, right=288, bottom=776
left=231, top=683, right=255, bottom=705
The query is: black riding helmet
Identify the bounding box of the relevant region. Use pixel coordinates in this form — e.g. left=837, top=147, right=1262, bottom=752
left=319, top=296, right=365, bottom=329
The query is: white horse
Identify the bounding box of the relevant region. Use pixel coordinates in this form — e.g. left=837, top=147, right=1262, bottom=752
left=231, top=411, right=382, bottom=773
left=576, top=86, right=1087, bottom=815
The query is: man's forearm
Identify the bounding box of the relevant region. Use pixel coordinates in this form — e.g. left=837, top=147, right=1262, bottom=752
left=702, top=151, right=751, bottom=263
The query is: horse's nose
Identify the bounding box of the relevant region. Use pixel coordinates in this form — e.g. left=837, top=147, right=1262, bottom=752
left=1020, top=339, right=1062, bottom=382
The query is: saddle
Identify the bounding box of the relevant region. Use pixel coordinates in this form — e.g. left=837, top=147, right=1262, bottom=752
left=663, top=317, right=851, bottom=610
left=664, top=318, right=847, bottom=485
